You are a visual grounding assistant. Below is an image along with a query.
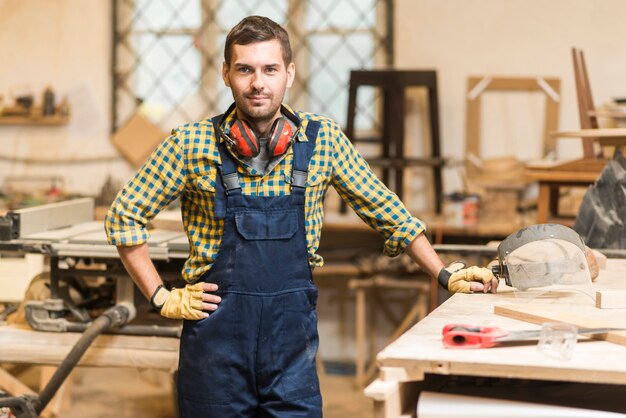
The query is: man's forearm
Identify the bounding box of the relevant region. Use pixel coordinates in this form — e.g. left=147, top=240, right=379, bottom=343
left=117, top=243, right=163, bottom=300
left=404, top=233, right=445, bottom=278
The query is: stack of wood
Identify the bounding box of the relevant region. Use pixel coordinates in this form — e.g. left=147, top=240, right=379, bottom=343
left=464, top=156, right=527, bottom=224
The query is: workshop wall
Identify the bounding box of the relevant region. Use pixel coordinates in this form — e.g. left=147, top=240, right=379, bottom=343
left=0, top=0, right=133, bottom=199
left=4, top=1, right=626, bottom=205
left=396, top=0, right=626, bottom=198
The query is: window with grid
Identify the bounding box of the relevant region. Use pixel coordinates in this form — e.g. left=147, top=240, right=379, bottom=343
left=112, top=0, right=392, bottom=133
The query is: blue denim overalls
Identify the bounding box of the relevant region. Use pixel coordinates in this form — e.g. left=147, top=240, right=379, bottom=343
left=177, top=117, right=323, bottom=417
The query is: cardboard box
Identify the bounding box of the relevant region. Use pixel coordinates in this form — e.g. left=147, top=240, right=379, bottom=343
left=112, top=113, right=165, bottom=168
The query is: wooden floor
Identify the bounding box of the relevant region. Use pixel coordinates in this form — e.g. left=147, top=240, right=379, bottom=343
left=48, top=367, right=373, bottom=417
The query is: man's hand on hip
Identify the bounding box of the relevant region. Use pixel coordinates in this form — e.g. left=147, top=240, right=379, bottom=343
left=151, top=282, right=221, bottom=320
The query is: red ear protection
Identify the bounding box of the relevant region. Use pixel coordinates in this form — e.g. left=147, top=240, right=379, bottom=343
left=267, top=117, right=293, bottom=157
left=230, top=120, right=260, bottom=157
left=228, top=117, right=294, bottom=158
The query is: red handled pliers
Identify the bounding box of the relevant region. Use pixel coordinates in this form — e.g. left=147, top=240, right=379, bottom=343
left=442, top=324, right=511, bottom=348
left=442, top=323, right=620, bottom=349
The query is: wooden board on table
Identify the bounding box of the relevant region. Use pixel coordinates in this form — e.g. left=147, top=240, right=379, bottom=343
left=494, top=304, right=626, bottom=346
left=596, top=291, right=626, bottom=309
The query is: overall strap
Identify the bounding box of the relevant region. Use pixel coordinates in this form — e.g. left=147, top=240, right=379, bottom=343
left=291, top=120, right=321, bottom=190
left=212, top=115, right=241, bottom=218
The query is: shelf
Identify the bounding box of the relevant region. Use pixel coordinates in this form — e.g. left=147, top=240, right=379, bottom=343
left=0, top=114, right=69, bottom=126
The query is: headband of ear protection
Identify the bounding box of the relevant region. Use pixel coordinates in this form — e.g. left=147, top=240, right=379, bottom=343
left=215, top=103, right=301, bottom=158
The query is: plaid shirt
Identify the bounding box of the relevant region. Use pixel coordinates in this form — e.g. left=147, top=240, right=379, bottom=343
left=105, top=105, right=426, bottom=282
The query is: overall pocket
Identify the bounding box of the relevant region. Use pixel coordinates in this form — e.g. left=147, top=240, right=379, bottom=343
left=234, top=209, right=298, bottom=240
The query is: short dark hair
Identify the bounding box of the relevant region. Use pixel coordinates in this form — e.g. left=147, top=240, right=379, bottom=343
left=224, top=16, right=292, bottom=67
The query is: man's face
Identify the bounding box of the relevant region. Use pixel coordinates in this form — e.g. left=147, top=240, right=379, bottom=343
left=222, top=40, right=295, bottom=127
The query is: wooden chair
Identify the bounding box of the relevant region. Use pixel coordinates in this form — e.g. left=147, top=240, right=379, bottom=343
left=571, top=47, right=626, bottom=158
left=526, top=48, right=626, bottom=224
left=573, top=47, right=600, bottom=158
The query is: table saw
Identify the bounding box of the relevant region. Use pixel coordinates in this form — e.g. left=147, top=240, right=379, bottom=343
left=0, top=198, right=190, bottom=336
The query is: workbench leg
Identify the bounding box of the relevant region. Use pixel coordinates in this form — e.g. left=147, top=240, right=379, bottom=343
left=368, top=291, right=378, bottom=378
left=536, top=182, right=551, bottom=223
left=355, top=286, right=367, bottom=389
left=365, top=378, right=421, bottom=418
left=417, top=291, right=428, bottom=323
left=549, top=184, right=560, bottom=218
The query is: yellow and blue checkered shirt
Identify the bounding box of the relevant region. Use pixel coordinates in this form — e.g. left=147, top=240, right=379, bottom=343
left=105, top=106, right=426, bottom=282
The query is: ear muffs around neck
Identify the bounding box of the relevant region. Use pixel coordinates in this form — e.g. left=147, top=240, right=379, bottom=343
left=228, top=117, right=295, bottom=158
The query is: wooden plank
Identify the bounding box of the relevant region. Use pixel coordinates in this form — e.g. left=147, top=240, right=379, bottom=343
left=536, top=183, right=551, bottom=223
left=494, top=304, right=626, bottom=346
left=0, top=344, right=178, bottom=370
left=544, top=84, right=561, bottom=155
left=0, top=115, right=69, bottom=126
left=548, top=158, right=607, bottom=172
left=0, top=367, right=36, bottom=396
left=525, top=169, right=599, bottom=182
left=0, top=325, right=179, bottom=370
left=0, top=325, right=179, bottom=352
left=380, top=367, right=414, bottom=383
left=365, top=379, right=421, bottom=418
left=596, top=291, right=626, bottom=309
left=484, top=77, right=560, bottom=91
left=589, top=109, right=626, bottom=118
left=551, top=128, right=626, bottom=138
left=465, top=79, right=482, bottom=179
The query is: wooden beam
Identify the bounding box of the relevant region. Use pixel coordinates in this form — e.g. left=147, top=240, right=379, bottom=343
left=596, top=291, right=626, bottom=309
left=0, top=325, right=179, bottom=370
left=0, top=367, right=36, bottom=396
left=494, top=304, right=626, bottom=346
left=551, top=128, right=626, bottom=138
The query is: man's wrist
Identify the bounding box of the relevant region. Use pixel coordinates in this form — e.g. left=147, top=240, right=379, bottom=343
left=437, top=268, right=451, bottom=289
left=150, top=285, right=170, bottom=310
left=437, top=261, right=466, bottom=289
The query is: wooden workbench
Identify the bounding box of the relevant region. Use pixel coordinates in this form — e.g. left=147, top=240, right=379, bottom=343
left=0, top=324, right=179, bottom=370
left=0, top=322, right=179, bottom=416
left=365, top=259, right=626, bottom=417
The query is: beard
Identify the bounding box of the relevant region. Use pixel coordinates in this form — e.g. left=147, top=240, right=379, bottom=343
left=233, top=90, right=283, bottom=125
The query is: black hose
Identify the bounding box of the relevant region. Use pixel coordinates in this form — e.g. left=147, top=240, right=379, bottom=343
left=64, top=321, right=181, bottom=338
left=35, top=304, right=131, bottom=414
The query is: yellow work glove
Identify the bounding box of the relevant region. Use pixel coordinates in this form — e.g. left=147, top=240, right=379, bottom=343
left=438, top=262, right=495, bottom=294
left=150, top=283, right=205, bottom=320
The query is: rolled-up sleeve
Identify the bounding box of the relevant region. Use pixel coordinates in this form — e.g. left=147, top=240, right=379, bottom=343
left=329, top=122, right=426, bottom=256
left=105, top=130, right=186, bottom=246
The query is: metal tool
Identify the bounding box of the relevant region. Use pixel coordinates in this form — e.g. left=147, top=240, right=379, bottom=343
left=0, top=198, right=186, bottom=336
left=442, top=323, right=622, bottom=349
left=0, top=197, right=94, bottom=241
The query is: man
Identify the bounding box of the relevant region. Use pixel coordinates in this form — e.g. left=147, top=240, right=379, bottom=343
left=105, top=15, right=498, bottom=417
